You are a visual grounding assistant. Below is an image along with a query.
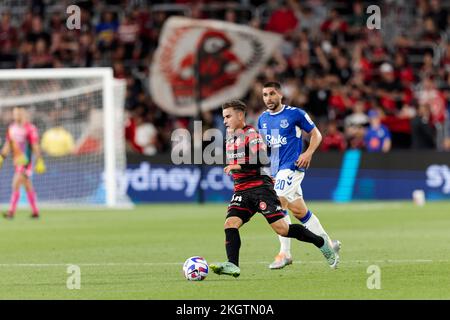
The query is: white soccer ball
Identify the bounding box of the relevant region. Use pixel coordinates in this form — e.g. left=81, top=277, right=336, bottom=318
left=183, top=256, right=209, bottom=281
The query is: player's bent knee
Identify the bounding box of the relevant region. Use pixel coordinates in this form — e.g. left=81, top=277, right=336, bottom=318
left=224, top=217, right=242, bottom=229
left=271, top=219, right=289, bottom=237
left=288, top=200, right=308, bottom=217
left=291, top=210, right=307, bottom=219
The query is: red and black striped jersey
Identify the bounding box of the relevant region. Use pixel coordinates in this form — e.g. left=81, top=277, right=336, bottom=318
left=225, top=125, right=273, bottom=192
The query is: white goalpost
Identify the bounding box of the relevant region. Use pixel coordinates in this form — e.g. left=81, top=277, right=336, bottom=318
left=0, top=68, right=132, bottom=208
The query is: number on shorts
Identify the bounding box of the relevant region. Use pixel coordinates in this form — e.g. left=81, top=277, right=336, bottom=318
left=275, top=179, right=285, bottom=190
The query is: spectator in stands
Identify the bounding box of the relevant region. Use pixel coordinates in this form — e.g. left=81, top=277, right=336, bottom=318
left=320, top=120, right=347, bottom=152
left=56, top=33, right=79, bottom=67
left=76, top=31, right=95, bottom=67
left=295, top=5, right=321, bottom=36
left=428, top=0, right=448, bottom=32
left=344, top=100, right=369, bottom=150
left=265, top=0, right=298, bottom=35
left=49, top=12, right=65, bottom=33
left=12, top=41, right=29, bottom=68
left=367, top=31, right=389, bottom=65
left=345, top=100, right=369, bottom=129
left=411, top=103, right=436, bottom=149
left=320, top=8, right=348, bottom=45
left=417, top=76, right=447, bottom=149
left=347, top=1, right=366, bottom=40
left=376, top=62, right=404, bottom=115
left=286, top=46, right=309, bottom=81
left=417, top=76, right=446, bottom=127
left=131, top=7, right=153, bottom=59
left=328, top=83, right=351, bottom=120
left=0, top=11, right=18, bottom=63
left=332, top=51, right=353, bottom=84
left=420, top=51, right=436, bottom=79
left=364, top=109, right=392, bottom=153
left=351, top=42, right=374, bottom=84
left=420, top=17, right=441, bottom=45
left=29, top=38, right=53, bottom=68
left=394, top=52, right=414, bottom=86
left=26, top=15, right=50, bottom=46
left=96, top=11, right=118, bottom=53
left=305, top=72, right=330, bottom=125
left=20, top=10, right=33, bottom=36
left=118, top=13, right=139, bottom=60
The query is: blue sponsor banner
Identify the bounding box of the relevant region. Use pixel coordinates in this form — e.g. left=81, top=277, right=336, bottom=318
left=352, top=165, right=450, bottom=201
left=121, top=162, right=234, bottom=203
left=122, top=162, right=343, bottom=203
left=2, top=152, right=446, bottom=205
left=300, top=168, right=342, bottom=200
left=123, top=161, right=450, bottom=203
left=353, top=169, right=425, bottom=200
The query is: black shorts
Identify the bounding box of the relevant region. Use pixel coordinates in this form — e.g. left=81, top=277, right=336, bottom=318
left=226, top=186, right=285, bottom=224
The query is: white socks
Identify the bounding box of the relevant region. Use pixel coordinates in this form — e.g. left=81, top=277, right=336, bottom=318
left=279, top=214, right=292, bottom=257
left=303, top=212, right=328, bottom=238
left=278, top=211, right=329, bottom=257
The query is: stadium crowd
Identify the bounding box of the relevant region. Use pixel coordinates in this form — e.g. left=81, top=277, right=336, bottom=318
left=1, top=0, right=450, bottom=155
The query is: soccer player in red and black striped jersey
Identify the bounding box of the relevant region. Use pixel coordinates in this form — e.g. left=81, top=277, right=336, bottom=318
left=209, top=100, right=338, bottom=278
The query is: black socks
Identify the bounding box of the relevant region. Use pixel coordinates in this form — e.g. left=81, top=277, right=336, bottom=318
left=287, top=224, right=325, bottom=248
left=225, top=228, right=241, bottom=266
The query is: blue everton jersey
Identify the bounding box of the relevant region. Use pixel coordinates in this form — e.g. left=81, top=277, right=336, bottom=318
left=258, top=105, right=315, bottom=176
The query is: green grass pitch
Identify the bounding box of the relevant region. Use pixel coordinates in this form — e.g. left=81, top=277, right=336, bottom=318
left=0, top=201, right=449, bottom=299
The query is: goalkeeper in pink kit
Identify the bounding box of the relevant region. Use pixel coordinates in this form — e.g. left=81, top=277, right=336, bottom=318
left=0, top=107, right=46, bottom=219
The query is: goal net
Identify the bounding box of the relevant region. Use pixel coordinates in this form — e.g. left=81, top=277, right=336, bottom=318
left=0, top=68, right=132, bottom=208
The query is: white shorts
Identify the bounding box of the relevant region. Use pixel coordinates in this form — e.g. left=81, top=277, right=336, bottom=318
left=274, top=169, right=304, bottom=202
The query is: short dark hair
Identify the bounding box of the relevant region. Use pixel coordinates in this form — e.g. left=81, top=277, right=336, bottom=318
left=222, top=99, right=247, bottom=113
left=263, top=81, right=282, bottom=90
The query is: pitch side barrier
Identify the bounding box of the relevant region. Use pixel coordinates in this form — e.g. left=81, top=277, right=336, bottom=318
left=125, top=151, right=450, bottom=202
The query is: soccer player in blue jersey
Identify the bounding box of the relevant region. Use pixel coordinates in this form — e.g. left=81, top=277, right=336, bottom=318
left=258, top=82, right=341, bottom=269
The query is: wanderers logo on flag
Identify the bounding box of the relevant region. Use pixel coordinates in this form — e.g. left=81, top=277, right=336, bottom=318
left=150, top=17, right=283, bottom=116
